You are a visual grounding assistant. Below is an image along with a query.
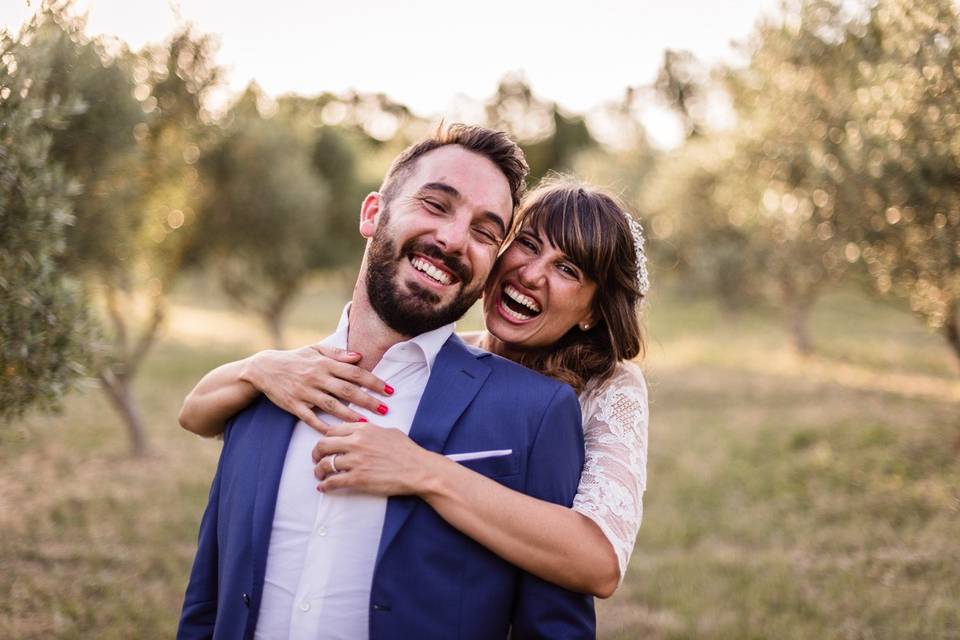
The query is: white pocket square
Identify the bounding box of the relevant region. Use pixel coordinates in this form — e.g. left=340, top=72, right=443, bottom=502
left=445, top=449, right=513, bottom=462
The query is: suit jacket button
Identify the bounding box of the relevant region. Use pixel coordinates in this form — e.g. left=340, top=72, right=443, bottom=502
left=242, top=593, right=251, bottom=607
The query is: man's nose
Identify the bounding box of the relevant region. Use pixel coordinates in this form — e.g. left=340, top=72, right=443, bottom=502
left=435, top=216, right=470, bottom=255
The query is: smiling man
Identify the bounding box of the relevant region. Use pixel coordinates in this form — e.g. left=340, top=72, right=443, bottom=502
left=359, top=143, right=513, bottom=346
left=177, top=124, right=596, bottom=640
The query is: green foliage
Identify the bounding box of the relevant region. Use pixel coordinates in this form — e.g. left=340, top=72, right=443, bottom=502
left=19, top=4, right=221, bottom=453
left=0, top=13, right=89, bottom=421
left=711, top=1, right=859, bottom=345
left=192, top=84, right=367, bottom=346
left=30, top=10, right=146, bottom=274
left=643, top=0, right=960, bottom=361
left=833, top=0, right=960, bottom=348
left=639, top=136, right=768, bottom=312
left=485, top=72, right=597, bottom=182
left=729, top=0, right=960, bottom=359
left=654, top=48, right=709, bottom=139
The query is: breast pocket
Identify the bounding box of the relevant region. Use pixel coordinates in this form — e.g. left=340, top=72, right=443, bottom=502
left=456, top=452, right=520, bottom=479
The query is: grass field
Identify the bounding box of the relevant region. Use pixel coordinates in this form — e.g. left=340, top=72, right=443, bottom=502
left=2, top=279, right=958, bottom=639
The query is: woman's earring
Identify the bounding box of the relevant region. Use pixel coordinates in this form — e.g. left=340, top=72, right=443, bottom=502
left=580, top=322, right=591, bottom=331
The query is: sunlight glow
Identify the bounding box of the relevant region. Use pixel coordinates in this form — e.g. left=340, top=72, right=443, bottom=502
left=2, top=0, right=779, bottom=147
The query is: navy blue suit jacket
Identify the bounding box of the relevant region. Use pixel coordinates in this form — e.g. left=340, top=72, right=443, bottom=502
left=178, top=335, right=596, bottom=639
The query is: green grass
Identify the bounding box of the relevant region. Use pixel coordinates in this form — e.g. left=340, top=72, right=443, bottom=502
left=2, top=281, right=958, bottom=639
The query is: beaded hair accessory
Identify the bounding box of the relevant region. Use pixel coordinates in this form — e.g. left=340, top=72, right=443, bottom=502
left=623, top=212, right=650, bottom=296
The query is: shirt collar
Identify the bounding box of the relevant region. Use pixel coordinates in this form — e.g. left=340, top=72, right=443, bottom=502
left=331, top=302, right=454, bottom=375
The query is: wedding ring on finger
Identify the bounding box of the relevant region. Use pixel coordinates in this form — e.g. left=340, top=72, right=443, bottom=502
left=329, top=453, right=339, bottom=474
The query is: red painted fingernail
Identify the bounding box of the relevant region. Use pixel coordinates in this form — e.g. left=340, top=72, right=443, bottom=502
left=357, top=417, right=368, bottom=423
left=383, top=384, right=394, bottom=396
left=377, top=404, right=388, bottom=415
left=316, top=484, right=323, bottom=492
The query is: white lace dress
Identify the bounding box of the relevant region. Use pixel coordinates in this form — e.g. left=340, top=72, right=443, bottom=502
left=571, top=361, right=649, bottom=583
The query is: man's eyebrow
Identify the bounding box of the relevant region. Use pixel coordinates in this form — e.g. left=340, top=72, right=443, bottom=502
left=421, top=182, right=507, bottom=237
left=420, top=182, right=460, bottom=198
left=480, top=211, right=507, bottom=238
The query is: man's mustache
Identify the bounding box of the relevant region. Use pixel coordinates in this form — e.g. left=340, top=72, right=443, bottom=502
left=402, top=240, right=472, bottom=284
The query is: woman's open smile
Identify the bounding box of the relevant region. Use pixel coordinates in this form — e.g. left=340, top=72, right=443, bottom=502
left=483, top=227, right=597, bottom=350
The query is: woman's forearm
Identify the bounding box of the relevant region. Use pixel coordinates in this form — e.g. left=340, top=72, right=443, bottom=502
left=178, top=357, right=260, bottom=437
left=419, top=453, right=621, bottom=598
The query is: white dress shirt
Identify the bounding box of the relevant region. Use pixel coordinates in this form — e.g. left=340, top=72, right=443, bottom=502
left=254, top=304, right=454, bottom=640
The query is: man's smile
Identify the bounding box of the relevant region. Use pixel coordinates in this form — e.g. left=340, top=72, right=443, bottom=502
left=408, top=253, right=457, bottom=287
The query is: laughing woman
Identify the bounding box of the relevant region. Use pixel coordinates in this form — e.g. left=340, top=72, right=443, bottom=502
left=179, top=179, right=649, bottom=598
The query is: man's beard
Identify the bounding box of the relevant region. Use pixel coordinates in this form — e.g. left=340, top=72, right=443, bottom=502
left=366, top=209, right=484, bottom=337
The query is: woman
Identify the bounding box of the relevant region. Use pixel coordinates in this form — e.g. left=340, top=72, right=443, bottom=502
left=179, top=178, right=649, bottom=598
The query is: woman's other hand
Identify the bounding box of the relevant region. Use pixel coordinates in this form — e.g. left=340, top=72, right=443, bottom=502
left=241, top=345, right=392, bottom=431
left=311, top=422, right=444, bottom=496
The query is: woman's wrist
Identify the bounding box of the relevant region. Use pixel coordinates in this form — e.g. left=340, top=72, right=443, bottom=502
left=237, top=351, right=270, bottom=396
left=414, top=450, right=457, bottom=500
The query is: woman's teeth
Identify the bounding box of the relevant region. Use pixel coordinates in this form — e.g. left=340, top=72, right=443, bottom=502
left=503, top=305, right=533, bottom=321
left=501, top=284, right=541, bottom=321
left=504, top=284, right=541, bottom=314
left=410, top=256, right=452, bottom=285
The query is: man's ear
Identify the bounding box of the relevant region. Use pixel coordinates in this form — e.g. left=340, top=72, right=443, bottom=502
left=359, top=192, right=382, bottom=238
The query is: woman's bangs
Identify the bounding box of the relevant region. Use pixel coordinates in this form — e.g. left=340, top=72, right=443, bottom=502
left=524, top=192, right=607, bottom=282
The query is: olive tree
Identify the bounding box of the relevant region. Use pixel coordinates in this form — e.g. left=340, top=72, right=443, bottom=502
left=0, top=13, right=89, bottom=421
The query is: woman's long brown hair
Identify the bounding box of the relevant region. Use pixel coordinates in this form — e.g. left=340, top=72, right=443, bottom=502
left=508, top=177, right=645, bottom=394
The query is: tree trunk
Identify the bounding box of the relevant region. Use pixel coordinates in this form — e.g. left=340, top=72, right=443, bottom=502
left=95, top=290, right=163, bottom=456
left=98, top=371, right=148, bottom=456
left=944, top=303, right=960, bottom=373
left=262, top=284, right=298, bottom=349
left=265, top=311, right=286, bottom=350
left=788, top=302, right=814, bottom=356
left=779, top=273, right=816, bottom=356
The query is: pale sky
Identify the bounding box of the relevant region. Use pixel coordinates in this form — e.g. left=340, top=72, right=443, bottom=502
left=3, top=0, right=780, bottom=147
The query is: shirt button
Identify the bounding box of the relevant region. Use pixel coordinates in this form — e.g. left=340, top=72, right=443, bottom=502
left=299, top=601, right=310, bottom=612
left=316, top=525, right=328, bottom=536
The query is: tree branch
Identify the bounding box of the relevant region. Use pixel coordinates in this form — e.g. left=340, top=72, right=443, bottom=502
left=127, top=300, right=165, bottom=378
left=104, top=283, right=128, bottom=361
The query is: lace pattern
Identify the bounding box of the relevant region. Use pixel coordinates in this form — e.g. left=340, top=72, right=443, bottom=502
left=572, top=361, right=648, bottom=583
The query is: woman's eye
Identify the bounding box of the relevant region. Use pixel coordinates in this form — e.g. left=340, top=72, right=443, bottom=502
left=518, top=237, right=538, bottom=251
left=558, top=263, right=579, bottom=278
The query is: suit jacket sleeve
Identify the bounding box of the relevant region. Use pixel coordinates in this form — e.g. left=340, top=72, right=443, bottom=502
left=510, top=384, right=596, bottom=639
left=177, top=425, right=230, bottom=640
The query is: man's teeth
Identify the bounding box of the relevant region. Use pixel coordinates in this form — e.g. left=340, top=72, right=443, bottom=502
left=410, top=257, right=452, bottom=285
left=503, top=284, right=541, bottom=313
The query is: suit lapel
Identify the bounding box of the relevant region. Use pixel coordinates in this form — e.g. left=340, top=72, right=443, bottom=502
left=375, top=337, right=490, bottom=566
left=249, top=400, right=298, bottom=607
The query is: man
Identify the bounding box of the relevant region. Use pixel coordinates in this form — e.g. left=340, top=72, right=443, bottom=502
left=177, top=124, right=595, bottom=639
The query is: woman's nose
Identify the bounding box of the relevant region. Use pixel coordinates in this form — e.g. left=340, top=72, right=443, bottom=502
left=517, top=258, right=547, bottom=288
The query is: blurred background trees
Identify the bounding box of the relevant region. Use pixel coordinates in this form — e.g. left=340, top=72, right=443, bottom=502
left=3, top=0, right=960, bottom=454
left=82, top=24, right=219, bottom=454
left=485, top=72, right=597, bottom=182
left=0, top=11, right=89, bottom=421
left=641, top=0, right=960, bottom=361
left=2, top=5, right=220, bottom=453
left=839, top=0, right=960, bottom=362
left=189, top=84, right=368, bottom=347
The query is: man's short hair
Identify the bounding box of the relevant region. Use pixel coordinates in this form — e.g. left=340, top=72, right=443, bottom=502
left=379, top=123, right=529, bottom=215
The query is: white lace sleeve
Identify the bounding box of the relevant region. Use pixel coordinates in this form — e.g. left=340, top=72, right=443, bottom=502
left=572, top=361, right=648, bottom=583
